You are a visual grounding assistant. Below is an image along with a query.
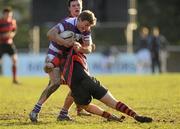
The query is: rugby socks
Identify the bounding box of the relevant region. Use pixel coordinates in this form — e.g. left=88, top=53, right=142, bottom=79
left=76, top=105, right=82, bottom=114
left=12, top=64, right=17, bottom=82
left=102, top=111, right=112, bottom=119
left=32, top=103, right=42, bottom=113
left=59, top=108, right=68, bottom=117
left=116, top=101, right=137, bottom=118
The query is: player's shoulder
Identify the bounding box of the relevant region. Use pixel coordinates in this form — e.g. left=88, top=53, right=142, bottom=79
left=64, top=17, right=77, bottom=25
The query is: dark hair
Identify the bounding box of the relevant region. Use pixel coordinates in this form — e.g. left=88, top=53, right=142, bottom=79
left=3, top=6, right=12, bottom=13
left=78, top=10, right=97, bottom=26
left=67, top=0, right=82, bottom=7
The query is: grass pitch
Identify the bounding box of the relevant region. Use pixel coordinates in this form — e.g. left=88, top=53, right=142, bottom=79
left=0, top=74, right=180, bottom=129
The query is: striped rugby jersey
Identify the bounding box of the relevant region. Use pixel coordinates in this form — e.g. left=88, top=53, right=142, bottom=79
left=0, top=18, right=16, bottom=43
left=47, top=17, right=92, bottom=58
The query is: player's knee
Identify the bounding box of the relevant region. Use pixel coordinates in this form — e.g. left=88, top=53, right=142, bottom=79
left=49, top=80, right=60, bottom=91
left=51, top=81, right=60, bottom=89
left=50, top=74, right=61, bottom=86
left=75, top=96, right=92, bottom=106
left=54, top=79, right=61, bottom=86
left=44, top=62, right=54, bottom=73
left=12, top=58, right=17, bottom=65
left=42, top=81, right=60, bottom=98
left=48, top=83, right=60, bottom=94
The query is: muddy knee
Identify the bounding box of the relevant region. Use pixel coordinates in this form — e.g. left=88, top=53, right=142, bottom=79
left=45, top=67, right=61, bottom=97
left=45, top=81, right=60, bottom=98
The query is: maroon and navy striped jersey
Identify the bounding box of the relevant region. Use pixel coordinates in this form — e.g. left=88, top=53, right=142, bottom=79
left=0, top=18, right=17, bottom=43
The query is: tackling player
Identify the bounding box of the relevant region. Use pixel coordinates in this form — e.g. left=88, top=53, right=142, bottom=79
left=47, top=10, right=124, bottom=122
left=0, top=7, right=19, bottom=84
left=58, top=10, right=153, bottom=123
left=58, top=0, right=93, bottom=119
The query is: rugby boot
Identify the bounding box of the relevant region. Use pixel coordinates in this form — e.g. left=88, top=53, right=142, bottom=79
left=29, top=111, right=38, bottom=122
left=13, top=80, right=21, bottom=85
left=134, top=115, right=153, bottom=123
left=57, top=114, right=73, bottom=121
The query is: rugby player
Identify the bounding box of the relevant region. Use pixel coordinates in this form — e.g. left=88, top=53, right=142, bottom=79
left=29, top=0, right=91, bottom=122
left=0, top=7, right=19, bottom=84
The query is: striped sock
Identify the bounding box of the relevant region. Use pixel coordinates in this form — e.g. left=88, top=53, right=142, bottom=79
left=102, top=111, right=111, bottom=119
left=116, top=101, right=137, bottom=118
left=32, top=103, right=42, bottom=113
left=76, top=105, right=82, bottom=113
left=59, top=108, right=68, bottom=116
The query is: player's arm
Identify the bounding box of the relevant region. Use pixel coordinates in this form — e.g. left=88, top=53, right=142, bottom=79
left=73, top=40, right=94, bottom=54
left=81, top=40, right=93, bottom=54
left=10, top=19, right=17, bottom=38
left=0, top=31, right=16, bottom=39
left=1, top=31, right=16, bottom=38
left=47, top=26, right=73, bottom=48
left=74, top=32, right=95, bottom=54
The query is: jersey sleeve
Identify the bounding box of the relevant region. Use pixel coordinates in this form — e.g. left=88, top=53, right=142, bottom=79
left=82, top=32, right=92, bottom=45
left=55, top=23, right=64, bottom=33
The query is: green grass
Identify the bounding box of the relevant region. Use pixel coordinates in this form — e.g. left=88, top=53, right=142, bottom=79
left=0, top=74, right=180, bottom=129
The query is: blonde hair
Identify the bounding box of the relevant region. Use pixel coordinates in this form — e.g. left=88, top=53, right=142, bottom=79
left=78, top=10, right=97, bottom=26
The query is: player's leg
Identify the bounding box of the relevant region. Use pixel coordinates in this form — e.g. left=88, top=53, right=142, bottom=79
left=0, top=44, right=5, bottom=75
left=0, top=44, right=3, bottom=74
left=151, top=57, right=155, bottom=73
left=157, top=56, right=162, bottom=73
left=81, top=103, right=125, bottom=122
left=57, top=90, right=91, bottom=121
left=71, top=72, right=124, bottom=122
left=80, top=75, right=152, bottom=123
left=8, top=44, right=19, bottom=84
left=29, top=67, right=61, bottom=122
left=71, top=85, right=124, bottom=122
left=0, top=56, right=2, bottom=75
left=39, top=68, right=61, bottom=103
left=57, top=91, right=74, bottom=121
left=11, top=53, right=18, bottom=83
left=76, top=104, right=91, bottom=116
left=99, top=91, right=153, bottom=123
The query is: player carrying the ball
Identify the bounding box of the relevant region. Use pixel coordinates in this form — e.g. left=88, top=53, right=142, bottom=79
left=29, top=0, right=93, bottom=122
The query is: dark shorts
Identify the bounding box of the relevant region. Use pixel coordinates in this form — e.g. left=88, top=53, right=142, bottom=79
left=0, top=43, right=17, bottom=59
left=71, top=62, right=108, bottom=105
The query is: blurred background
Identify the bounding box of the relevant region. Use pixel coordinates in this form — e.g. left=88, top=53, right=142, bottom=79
left=0, top=0, right=180, bottom=75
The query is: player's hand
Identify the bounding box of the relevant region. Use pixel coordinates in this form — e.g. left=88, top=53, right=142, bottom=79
left=73, top=42, right=82, bottom=52
left=91, top=43, right=96, bottom=51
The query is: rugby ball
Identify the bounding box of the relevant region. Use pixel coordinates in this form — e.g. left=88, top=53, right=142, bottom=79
left=59, top=31, right=75, bottom=39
